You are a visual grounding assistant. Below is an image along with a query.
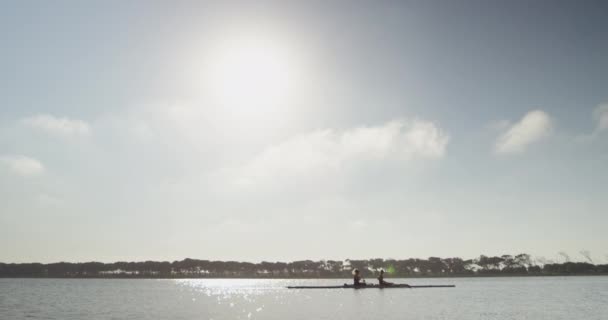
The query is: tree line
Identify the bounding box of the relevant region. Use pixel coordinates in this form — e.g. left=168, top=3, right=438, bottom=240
left=1, top=254, right=607, bottom=278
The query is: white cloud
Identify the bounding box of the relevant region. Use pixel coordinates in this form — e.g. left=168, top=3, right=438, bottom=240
left=495, top=110, right=552, bottom=154
left=594, top=103, right=608, bottom=133
left=22, top=114, right=90, bottom=136
left=226, top=118, right=449, bottom=186
left=0, top=155, right=45, bottom=176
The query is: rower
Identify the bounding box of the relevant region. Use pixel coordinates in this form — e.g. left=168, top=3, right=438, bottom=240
left=377, top=269, right=393, bottom=286
left=353, top=269, right=366, bottom=286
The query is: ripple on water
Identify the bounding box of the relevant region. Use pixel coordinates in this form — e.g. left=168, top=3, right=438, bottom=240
left=1, top=277, right=607, bottom=320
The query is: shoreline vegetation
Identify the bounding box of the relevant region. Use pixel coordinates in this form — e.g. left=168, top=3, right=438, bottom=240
left=2, top=254, right=607, bottom=279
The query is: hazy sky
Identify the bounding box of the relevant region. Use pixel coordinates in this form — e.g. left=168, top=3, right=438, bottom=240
left=1, top=1, right=607, bottom=263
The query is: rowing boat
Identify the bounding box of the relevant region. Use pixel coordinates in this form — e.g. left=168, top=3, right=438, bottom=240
left=287, top=284, right=455, bottom=289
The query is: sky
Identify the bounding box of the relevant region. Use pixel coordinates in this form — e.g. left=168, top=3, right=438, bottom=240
left=1, top=0, right=607, bottom=264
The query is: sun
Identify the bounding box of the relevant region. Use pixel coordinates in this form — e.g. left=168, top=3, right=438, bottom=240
left=204, top=36, right=295, bottom=114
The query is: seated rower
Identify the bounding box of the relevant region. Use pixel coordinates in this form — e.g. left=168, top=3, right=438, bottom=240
left=377, top=269, right=393, bottom=286
left=353, top=269, right=366, bottom=286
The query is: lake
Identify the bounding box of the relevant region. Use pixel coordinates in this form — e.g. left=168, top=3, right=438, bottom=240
left=1, top=276, right=607, bottom=319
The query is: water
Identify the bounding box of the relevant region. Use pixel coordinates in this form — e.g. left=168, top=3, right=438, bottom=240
left=1, top=276, right=607, bottom=319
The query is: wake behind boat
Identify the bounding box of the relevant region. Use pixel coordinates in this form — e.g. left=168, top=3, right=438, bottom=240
left=287, top=284, right=455, bottom=289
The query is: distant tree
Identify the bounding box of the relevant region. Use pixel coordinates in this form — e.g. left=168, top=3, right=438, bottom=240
left=514, top=254, right=532, bottom=268
left=1, top=254, right=605, bottom=278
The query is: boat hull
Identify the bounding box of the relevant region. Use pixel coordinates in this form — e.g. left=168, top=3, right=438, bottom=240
left=287, top=284, right=455, bottom=289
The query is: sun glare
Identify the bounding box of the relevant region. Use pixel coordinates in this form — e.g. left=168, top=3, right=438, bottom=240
left=204, top=37, right=295, bottom=115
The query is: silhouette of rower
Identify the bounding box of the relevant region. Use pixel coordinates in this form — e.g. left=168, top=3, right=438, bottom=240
left=377, top=269, right=393, bottom=286
left=353, top=269, right=366, bottom=286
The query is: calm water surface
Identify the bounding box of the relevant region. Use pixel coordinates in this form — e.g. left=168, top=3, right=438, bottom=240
left=1, top=276, right=607, bottom=319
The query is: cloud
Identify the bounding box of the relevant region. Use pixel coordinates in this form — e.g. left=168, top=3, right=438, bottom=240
left=0, top=155, right=45, bottom=176
left=593, top=103, right=608, bottom=133
left=22, top=114, right=90, bottom=136
left=494, top=110, right=552, bottom=154
left=226, top=118, right=449, bottom=186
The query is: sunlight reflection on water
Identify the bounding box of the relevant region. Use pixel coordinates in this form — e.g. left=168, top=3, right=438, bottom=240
left=173, top=279, right=289, bottom=318
left=1, top=277, right=607, bottom=319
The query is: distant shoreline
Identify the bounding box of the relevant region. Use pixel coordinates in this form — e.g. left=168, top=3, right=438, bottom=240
left=3, top=256, right=607, bottom=279
left=2, top=273, right=608, bottom=279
